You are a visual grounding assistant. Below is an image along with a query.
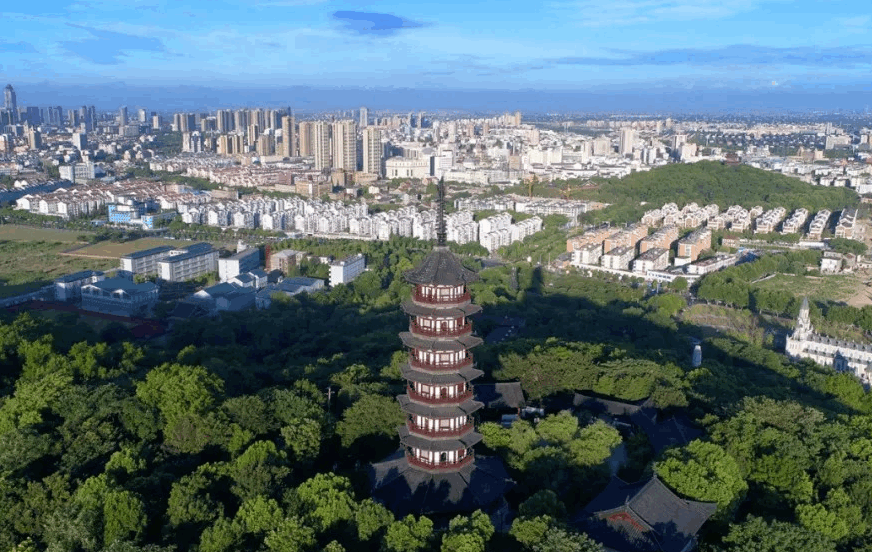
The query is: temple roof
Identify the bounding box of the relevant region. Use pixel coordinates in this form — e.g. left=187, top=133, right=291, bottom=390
left=399, top=332, right=483, bottom=351
left=399, top=426, right=482, bottom=450
left=401, top=300, right=482, bottom=318
left=404, top=247, right=480, bottom=286
left=475, top=383, right=526, bottom=410
left=398, top=395, right=483, bottom=417
left=579, top=475, right=716, bottom=552
left=369, top=451, right=513, bottom=517
left=401, top=364, right=483, bottom=384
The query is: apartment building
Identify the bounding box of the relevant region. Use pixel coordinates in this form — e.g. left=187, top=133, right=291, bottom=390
left=639, top=225, right=679, bottom=253
left=601, top=245, right=635, bottom=270
left=572, top=242, right=603, bottom=266
left=329, top=253, right=366, bottom=287
left=566, top=224, right=611, bottom=252
left=603, top=223, right=648, bottom=253
left=686, top=254, right=741, bottom=275
left=806, top=210, right=831, bottom=240
left=120, top=245, right=175, bottom=275
left=269, top=249, right=306, bottom=274
left=632, top=247, right=669, bottom=274
left=218, top=247, right=260, bottom=281
left=157, top=243, right=219, bottom=282
left=835, top=208, right=859, bottom=239
left=781, top=208, right=809, bottom=234
left=676, top=228, right=712, bottom=264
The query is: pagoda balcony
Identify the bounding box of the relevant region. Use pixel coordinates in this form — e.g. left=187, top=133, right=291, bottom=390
left=407, top=387, right=474, bottom=405
left=409, top=321, right=473, bottom=338
left=413, top=291, right=471, bottom=305
left=409, top=357, right=474, bottom=371
left=407, top=421, right=474, bottom=438
left=407, top=453, right=474, bottom=472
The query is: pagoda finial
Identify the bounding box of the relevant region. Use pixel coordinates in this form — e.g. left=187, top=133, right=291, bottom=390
left=436, top=177, right=447, bottom=247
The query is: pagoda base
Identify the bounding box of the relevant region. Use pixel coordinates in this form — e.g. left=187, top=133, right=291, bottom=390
left=368, top=450, right=513, bottom=518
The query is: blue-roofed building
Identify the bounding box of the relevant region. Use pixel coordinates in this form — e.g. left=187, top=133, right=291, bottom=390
left=255, top=276, right=325, bottom=309
left=158, top=243, right=219, bottom=282
left=119, top=246, right=175, bottom=275
left=54, top=270, right=105, bottom=301
left=80, top=277, right=159, bottom=317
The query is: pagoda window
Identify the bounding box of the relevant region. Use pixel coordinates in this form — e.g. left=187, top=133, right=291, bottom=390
left=440, top=452, right=448, bottom=463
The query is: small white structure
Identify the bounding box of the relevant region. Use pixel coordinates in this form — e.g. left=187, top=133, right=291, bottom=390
left=218, top=247, right=260, bottom=282
left=329, top=253, right=366, bottom=287
left=54, top=270, right=105, bottom=302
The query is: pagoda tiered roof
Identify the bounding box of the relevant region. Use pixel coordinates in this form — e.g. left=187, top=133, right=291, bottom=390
left=404, top=246, right=480, bottom=286
left=399, top=426, right=482, bottom=451
left=400, top=364, right=483, bottom=384
left=399, top=332, right=483, bottom=351
left=401, top=300, right=482, bottom=318
left=398, top=395, right=484, bottom=418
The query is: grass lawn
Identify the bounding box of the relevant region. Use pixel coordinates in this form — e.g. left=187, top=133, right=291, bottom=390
left=0, top=225, right=89, bottom=243
left=0, top=240, right=116, bottom=298
left=750, top=273, right=861, bottom=303
left=70, top=237, right=195, bottom=258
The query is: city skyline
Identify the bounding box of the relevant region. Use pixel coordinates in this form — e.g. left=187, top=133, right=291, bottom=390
left=1, top=0, right=871, bottom=111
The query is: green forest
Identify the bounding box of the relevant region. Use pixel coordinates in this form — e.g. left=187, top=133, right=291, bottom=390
left=1, top=234, right=872, bottom=552
left=576, top=161, right=859, bottom=225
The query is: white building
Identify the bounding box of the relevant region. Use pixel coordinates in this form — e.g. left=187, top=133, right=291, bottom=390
left=601, top=245, right=635, bottom=270
left=385, top=157, right=431, bottom=179
left=330, top=253, right=366, bottom=287
left=218, top=247, right=260, bottom=281
left=157, top=243, right=219, bottom=282
left=786, top=298, right=872, bottom=387
left=632, top=247, right=669, bottom=274
left=120, top=246, right=175, bottom=276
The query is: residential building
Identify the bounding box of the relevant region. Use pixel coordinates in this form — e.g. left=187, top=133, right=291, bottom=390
left=820, top=251, right=843, bottom=274
left=218, top=247, right=260, bottom=281
left=385, top=157, right=431, bottom=179
left=298, top=121, right=313, bottom=157
left=639, top=225, right=678, bottom=253
left=120, top=246, right=174, bottom=276
left=313, top=121, right=331, bottom=170
left=619, top=128, right=634, bottom=156
left=331, top=120, right=357, bottom=171
left=59, top=162, right=97, bottom=183
left=572, top=242, right=603, bottom=266
left=269, top=249, right=306, bottom=274
left=329, top=253, right=366, bottom=286
left=676, top=228, right=712, bottom=263
left=835, top=208, right=859, bottom=239
left=632, top=247, right=669, bottom=273
left=157, top=243, right=219, bottom=282
left=81, top=277, right=158, bottom=317
left=281, top=115, right=295, bottom=157
left=686, top=254, right=741, bottom=275
left=54, top=270, right=105, bottom=301
left=601, top=245, right=635, bottom=270
left=362, top=127, right=384, bottom=176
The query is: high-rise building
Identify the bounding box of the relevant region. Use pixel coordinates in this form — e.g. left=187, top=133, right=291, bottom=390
left=4, top=85, right=16, bottom=122
left=152, top=114, right=162, bottom=130
left=298, top=121, right=314, bottom=157
left=369, top=180, right=511, bottom=516
left=281, top=115, right=295, bottom=157
left=256, top=134, right=275, bottom=157
left=247, top=123, right=260, bottom=144
left=27, top=127, right=41, bottom=150
left=72, top=132, right=87, bottom=151
left=216, top=110, right=232, bottom=133
left=138, top=108, right=147, bottom=123
left=359, top=106, right=368, bottom=128
left=619, top=128, right=635, bottom=156
left=362, top=127, right=384, bottom=176
left=313, top=121, right=331, bottom=170
left=67, top=109, right=79, bottom=128
left=331, top=119, right=357, bottom=171
left=118, top=106, right=128, bottom=126
left=234, top=110, right=248, bottom=132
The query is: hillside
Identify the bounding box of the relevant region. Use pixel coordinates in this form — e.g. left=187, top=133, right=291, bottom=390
left=579, top=161, right=859, bottom=225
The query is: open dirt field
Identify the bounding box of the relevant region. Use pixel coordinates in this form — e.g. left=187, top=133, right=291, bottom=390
left=0, top=225, right=88, bottom=243
left=0, top=240, right=116, bottom=298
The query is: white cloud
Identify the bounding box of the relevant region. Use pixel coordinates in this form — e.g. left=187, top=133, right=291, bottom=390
left=552, top=0, right=782, bottom=27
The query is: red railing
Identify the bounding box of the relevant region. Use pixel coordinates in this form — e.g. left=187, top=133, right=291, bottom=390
left=413, top=291, right=471, bottom=305
left=407, top=453, right=474, bottom=472
left=407, top=387, right=473, bottom=405
left=409, top=321, right=473, bottom=337
left=409, top=357, right=474, bottom=371
left=407, top=422, right=473, bottom=438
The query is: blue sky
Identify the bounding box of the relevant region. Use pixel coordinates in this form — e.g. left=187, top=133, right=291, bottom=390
left=1, top=0, right=871, bottom=95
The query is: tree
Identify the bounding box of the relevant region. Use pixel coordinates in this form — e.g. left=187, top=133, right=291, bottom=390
left=669, top=277, right=688, bottom=292
left=383, top=515, right=433, bottom=552
left=721, top=516, right=836, bottom=552
left=264, top=517, right=316, bottom=552
left=354, top=498, right=394, bottom=542
left=518, top=490, right=567, bottom=520
left=294, top=473, right=356, bottom=532
left=440, top=511, right=494, bottom=552
left=655, top=440, right=746, bottom=517
left=335, top=393, right=403, bottom=449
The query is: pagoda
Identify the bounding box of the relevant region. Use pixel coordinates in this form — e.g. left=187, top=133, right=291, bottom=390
left=369, top=180, right=512, bottom=517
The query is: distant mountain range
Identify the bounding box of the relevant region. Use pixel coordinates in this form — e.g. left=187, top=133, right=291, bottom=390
left=12, top=81, right=872, bottom=113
